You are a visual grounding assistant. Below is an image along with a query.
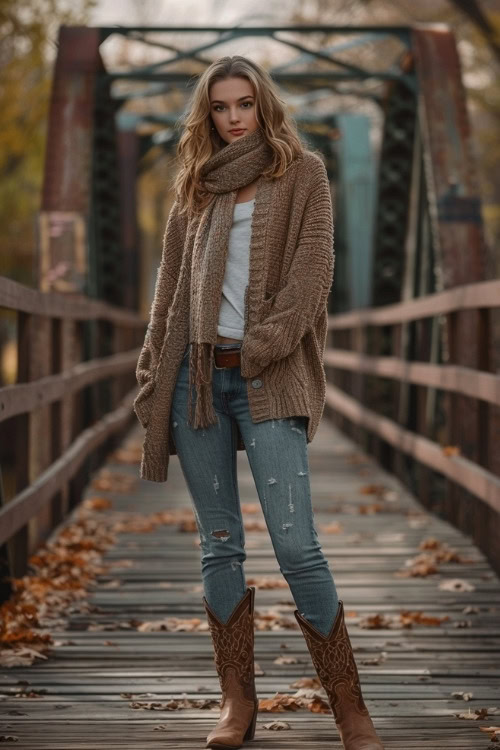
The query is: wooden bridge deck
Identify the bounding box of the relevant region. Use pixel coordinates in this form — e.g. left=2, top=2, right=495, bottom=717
left=1, top=418, right=499, bottom=748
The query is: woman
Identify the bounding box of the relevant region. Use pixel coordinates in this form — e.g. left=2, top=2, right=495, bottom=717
left=134, top=56, right=384, bottom=750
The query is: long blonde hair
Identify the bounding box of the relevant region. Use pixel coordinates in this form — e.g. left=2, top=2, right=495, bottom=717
left=173, top=56, right=304, bottom=215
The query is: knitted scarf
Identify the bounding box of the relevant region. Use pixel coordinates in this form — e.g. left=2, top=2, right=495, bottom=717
left=187, top=126, right=273, bottom=430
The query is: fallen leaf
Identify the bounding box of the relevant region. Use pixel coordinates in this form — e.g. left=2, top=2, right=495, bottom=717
left=0, top=647, right=48, bottom=667
left=358, top=614, right=393, bottom=629
left=91, top=469, right=137, bottom=493
left=359, top=484, right=387, bottom=496
left=289, top=677, right=321, bottom=689
left=244, top=520, right=268, bottom=531
left=398, top=611, right=449, bottom=627
left=12, top=687, right=47, bottom=698
left=308, top=696, right=331, bottom=713
left=358, top=503, right=385, bottom=514
left=259, top=693, right=302, bottom=712
left=99, top=579, right=122, bottom=589
left=241, top=503, right=261, bottom=514
left=136, top=617, right=208, bottom=633
left=129, top=697, right=219, bottom=711
left=254, top=661, right=264, bottom=676
left=254, top=611, right=299, bottom=631
left=360, top=652, right=388, bottom=665
left=359, top=611, right=449, bottom=630
left=455, top=707, right=495, bottom=720
left=383, top=490, right=399, bottom=502
left=318, top=522, right=343, bottom=533
left=395, top=537, right=473, bottom=578
left=463, top=605, right=479, bottom=614
left=82, top=497, right=113, bottom=511
left=262, top=720, right=291, bottom=730
left=439, top=579, right=475, bottom=592
left=395, top=555, right=438, bottom=578
left=273, top=655, right=298, bottom=665
left=479, top=726, right=500, bottom=736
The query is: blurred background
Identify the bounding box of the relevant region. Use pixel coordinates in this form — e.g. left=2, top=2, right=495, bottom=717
left=1, top=0, right=499, bottom=387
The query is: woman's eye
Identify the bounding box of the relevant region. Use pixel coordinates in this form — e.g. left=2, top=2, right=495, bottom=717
left=213, top=102, right=252, bottom=112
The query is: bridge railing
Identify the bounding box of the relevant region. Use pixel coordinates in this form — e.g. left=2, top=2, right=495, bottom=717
left=2, top=274, right=499, bottom=580
left=324, top=278, right=500, bottom=573
left=0, top=277, right=145, bottom=582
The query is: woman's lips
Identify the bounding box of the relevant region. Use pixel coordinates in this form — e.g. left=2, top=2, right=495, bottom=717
left=229, top=129, right=245, bottom=135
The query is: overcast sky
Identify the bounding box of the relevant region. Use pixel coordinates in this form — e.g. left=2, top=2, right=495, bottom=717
left=90, top=0, right=288, bottom=27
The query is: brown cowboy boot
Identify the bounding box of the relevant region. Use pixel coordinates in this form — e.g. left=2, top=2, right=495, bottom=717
left=203, top=587, right=258, bottom=749
left=294, top=600, right=384, bottom=749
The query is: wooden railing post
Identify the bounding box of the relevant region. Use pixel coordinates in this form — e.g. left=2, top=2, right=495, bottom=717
left=351, top=323, right=367, bottom=451
left=27, top=314, right=54, bottom=556
left=50, top=317, right=77, bottom=525
left=12, top=312, right=31, bottom=576
left=394, top=318, right=411, bottom=482
left=0, top=466, right=13, bottom=599
left=477, top=307, right=490, bottom=471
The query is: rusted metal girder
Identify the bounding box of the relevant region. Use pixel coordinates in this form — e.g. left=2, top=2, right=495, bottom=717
left=412, top=27, right=489, bottom=287
left=39, top=27, right=102, bottom=296
left=39, top=26, right=126, bottom=308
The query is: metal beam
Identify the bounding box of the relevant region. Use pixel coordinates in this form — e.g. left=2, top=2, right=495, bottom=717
left=105, top=70, right=411, bottom=84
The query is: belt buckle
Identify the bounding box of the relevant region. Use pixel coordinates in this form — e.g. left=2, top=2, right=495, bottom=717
left=214, top=346, right=240, bottom=370
left=214, top=355, right=226, bottom=370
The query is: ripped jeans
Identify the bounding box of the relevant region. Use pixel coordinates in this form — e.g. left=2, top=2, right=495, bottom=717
left=169, top=344, right=340, bottom=636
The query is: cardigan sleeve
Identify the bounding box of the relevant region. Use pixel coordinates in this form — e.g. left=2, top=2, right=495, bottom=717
left=135, top=199, right=185, bottom=389
left=241, top=159, right=334, bottom=378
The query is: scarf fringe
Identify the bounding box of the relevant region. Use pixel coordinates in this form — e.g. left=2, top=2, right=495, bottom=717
left=187, top=342, right=219, bottom=430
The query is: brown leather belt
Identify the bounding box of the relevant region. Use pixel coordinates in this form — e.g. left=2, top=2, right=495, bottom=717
left=214, top=345, right=242, bottom=369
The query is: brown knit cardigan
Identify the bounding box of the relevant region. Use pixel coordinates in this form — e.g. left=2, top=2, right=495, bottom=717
left=134, top=149, right=334, bottom=482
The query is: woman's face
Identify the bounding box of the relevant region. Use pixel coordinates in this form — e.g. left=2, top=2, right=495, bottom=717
left=209, top=76, right=259, bottom=144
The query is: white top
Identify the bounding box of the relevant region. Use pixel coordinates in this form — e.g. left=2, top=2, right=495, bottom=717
left=217, top=199, right=255, bottom=339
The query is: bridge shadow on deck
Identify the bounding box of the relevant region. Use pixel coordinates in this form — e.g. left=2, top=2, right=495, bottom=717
left=1, top=418, right=499, bottom=748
